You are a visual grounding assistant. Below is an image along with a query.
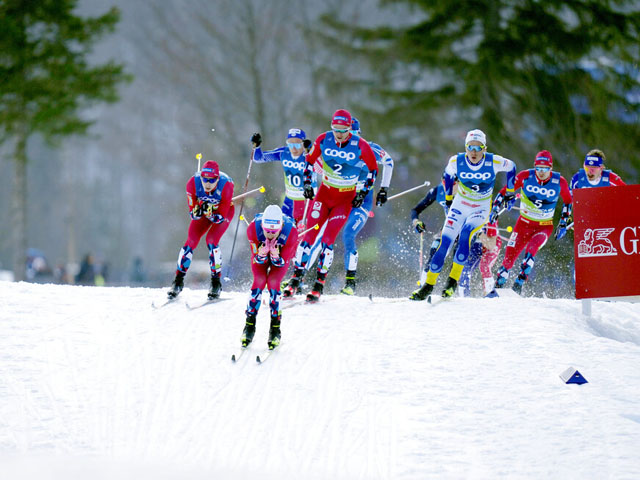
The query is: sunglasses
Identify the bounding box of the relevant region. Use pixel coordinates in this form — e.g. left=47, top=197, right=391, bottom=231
left=466, top=144, right=485, bottom=152
left=264, top=228, right=280, bottom=235
left=535, top=166, right=551, bottom=173
left=332, top=127, right=350, bottom=134
left=202, top=177, right=217, bottom=184
left=286, top=141, right=303, bottom=149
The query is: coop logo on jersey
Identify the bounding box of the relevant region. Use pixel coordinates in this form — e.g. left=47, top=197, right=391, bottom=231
left=324, top=148, right=356, bottom=161
left=459, top=171, right=492, bottom=181
left=282, top=159, right=304, bottom=171
left=577, top=228, right=617, bottom=257
left=525, top=184, right=556, bottom=197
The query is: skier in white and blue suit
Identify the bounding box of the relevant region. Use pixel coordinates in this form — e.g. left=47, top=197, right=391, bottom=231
left=251, top=128, right=317, bottom=226
left=410, top=129, right=517, bottom=300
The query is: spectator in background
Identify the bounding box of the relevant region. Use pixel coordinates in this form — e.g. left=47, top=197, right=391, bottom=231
left=130, top=256, right=146, bottom=284
left=75, top=253, right=96, bottom=285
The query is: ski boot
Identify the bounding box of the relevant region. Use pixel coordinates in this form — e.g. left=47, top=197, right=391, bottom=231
left=267, top=315, right=281, bottom=350
left=241, top=314, right=257, bottom=347
left=208, top=275, right=222, bottom=300
left=340, top=270, right=357, bottom=296
left=512, top=276, right=525, bottom=295
left=441, top=277, right=458, bottom=298
left=167, top=271, right=185, bottom=299
left=283, top=269, right=304, bottom=298
left=409, top=282, right=433, bottom=301
left=306, top=274, right=326, bottom=303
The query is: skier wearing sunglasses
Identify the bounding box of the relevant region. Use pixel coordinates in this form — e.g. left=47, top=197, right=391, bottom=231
left=167, top=160, right=235, bottom=301
left=486, top=150, right=572, bottom=296
left=410, top=129, right=516, bottom=301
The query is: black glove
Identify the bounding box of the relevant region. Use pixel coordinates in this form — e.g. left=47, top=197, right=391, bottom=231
left=412, top=219, right=425, bottom=234
left=503, top=192, right=516, bottom=210
left=352, top=190, right=367, bottom=208
left=202, top=202, right=214, bottom=218
left=210, top=213, right=225, bottom=224
left=251, top=132, right=262, bottom=148
left=488, top=204, right=501, bottom=224
left=376, top=187, right=388, bottom=206
left=555, top=218, right=568, bottom=240
left=191, top=203, right=202, bottom=219
left=303, top=139, right=312, bottom=153
left=303, top=183, right=315, bottom=200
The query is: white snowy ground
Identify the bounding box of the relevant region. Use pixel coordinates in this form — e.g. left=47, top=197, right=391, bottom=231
left=1, top=281, right=639, bottom=480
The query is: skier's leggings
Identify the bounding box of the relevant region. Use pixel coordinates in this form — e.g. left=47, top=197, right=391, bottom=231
left=342, top=190, right=374, bottom=267
left=501, top=216, right=552, bottom=270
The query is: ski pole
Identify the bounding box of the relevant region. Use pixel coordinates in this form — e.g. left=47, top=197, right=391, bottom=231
left=300, top=198, right=310, bottom=228
left=386, top=181, right=431, bottom=201
left=485, top=225, right=513, bottom=234
left=196, top=152, right=202, bottom=172
left=238, top=215, right=250, bottom=226
left=225, top=153, right=255, bottom=280
left=419, top=231, right=424, bottom=276
left=298, top=223, right=320, bottom=236
left=232, top=186, right=265, bottom=202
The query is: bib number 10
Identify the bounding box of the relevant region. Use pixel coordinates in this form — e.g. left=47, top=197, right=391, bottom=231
left=287, top=173, right=302, bottom=187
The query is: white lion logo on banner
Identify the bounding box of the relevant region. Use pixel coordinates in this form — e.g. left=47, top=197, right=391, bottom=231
left=577, top=228, right=618, bottom=257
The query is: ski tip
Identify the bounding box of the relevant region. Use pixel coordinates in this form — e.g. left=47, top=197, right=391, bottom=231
left=256, top=355, right=262, bottom=364
left=427, top=295, right=432, bottom=304
left=231, top=354, right=236, bottom=362
left=368, top=293, right=373, bottom=302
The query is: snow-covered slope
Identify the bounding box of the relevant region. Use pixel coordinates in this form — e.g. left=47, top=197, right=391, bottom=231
left=1, top=281, right=639, bottom=479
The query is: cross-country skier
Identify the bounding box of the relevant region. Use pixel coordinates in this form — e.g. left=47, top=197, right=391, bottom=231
left=250, top=129, right=318, bottom=226
left=302, top=116, right=394, bottom=296
left=167, top=160, right=235, bottom=300
left=486, top=150, right=572, bottom=296
left=241, top=205, right=298, bottom=350
left=282, top=108, right=378, bottom=302
left=411, top=178, right=484, bottom=296
left=337, top=117, right=394, bottom=295
left=410, top=129, right=517, bottom=300
left=570, top=149, right=626, bottom=190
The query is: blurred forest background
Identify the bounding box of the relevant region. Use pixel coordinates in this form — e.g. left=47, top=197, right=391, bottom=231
left=1, top=0, right=639, bottom=298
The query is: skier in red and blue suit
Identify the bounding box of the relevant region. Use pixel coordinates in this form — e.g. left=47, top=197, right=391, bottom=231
left=486, top=150, right=572, bottom=296
left=283, top=108, right=378, bottom=303
left=250, top=128, right=318, bottom=226
left=570, top=149, right=626, bottom=190
left=167, top=160, right=235, bottom=301
left=241, top=205, right=298, bottom=350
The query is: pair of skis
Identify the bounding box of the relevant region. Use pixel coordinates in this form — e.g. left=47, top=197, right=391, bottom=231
left=231, top=346, right=276, bottom=364
left=367, top=293, right=449, bottom=306
left=151, top=297, right=229, bottom=310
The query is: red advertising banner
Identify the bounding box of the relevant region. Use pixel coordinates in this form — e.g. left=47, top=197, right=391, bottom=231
left=574, top=184, right=640, bottom=299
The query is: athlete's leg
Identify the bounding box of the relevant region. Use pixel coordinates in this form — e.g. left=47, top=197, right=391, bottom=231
left=495, top=217, right=533, bottom=288
left=513, top=224, right=553, bottom=292
left=246, top=261, right=268, bottom=317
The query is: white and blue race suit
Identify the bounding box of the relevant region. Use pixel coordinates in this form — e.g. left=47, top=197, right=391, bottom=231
left=427, top=152, right=516, bottom=285
left=252, top=146, right=318, bottom=218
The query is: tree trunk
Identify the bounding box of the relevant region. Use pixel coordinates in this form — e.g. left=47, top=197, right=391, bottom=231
left=11, top=131, right=28, bottom=281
